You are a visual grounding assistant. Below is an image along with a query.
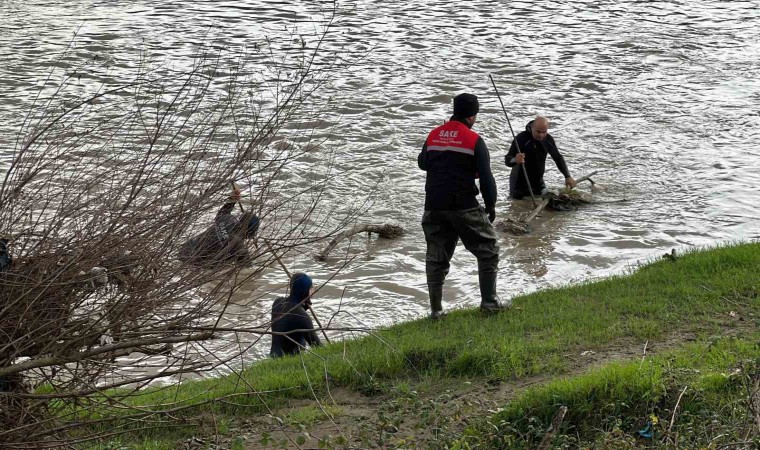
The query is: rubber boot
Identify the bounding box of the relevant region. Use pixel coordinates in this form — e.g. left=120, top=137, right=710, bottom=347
left=428, top=283, right=446, bottom=320
left=479, top=271, right=510, bottom=313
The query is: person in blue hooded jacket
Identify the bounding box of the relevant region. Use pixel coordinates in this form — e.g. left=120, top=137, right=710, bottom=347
left=270, top=273, right=322, bottom=358
left=178, top=187, right=260, bottom=266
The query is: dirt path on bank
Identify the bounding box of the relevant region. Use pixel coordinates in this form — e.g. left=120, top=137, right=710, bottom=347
left=185, top=320, right=751, bottom=450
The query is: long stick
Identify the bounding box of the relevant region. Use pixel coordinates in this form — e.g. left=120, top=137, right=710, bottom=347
left=308, top=308, right=330, bottom=344
left=263, top=239, right=292, bottom=279
left=523, top=198, right=551, bottom=224
left=668, top=385, right=688, bottom=435
left=489, top=74, right=537, bottom=207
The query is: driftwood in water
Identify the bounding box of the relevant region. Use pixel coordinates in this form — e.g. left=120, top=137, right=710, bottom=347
left=546, top=189, right=593, bottom=211
left=496, top=199, right=549, bottom=234
left=496, top=171, right=599, bottom=235
left=568, top=170, right=599, bottom=188
left=525, top=197, right=552, bottom=222
left=316, top=223, right=404, bottom=261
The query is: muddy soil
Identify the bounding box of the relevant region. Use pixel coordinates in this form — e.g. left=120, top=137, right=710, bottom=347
left=179, top=320, right=753, bottom=450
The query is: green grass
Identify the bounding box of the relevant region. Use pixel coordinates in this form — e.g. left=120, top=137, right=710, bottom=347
left=284, top=404, right=342, bottom=427
left=453, top=335, right=760, bottom=449
left=76, top=242, right=760, bottom=445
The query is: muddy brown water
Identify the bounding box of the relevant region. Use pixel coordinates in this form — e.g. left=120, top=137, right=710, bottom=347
left=1, top=1, right=759, bottom=370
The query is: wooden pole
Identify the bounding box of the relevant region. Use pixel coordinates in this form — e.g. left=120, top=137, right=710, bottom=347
left=308, top=308, right=330, bottom=344
left=523, top=198, right=551, bottom=224
left=490, top=74, right=537, bottom=207
left=263, top=239, right=292, bottom=279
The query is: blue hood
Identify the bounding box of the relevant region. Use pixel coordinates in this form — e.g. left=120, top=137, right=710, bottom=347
left=289, top=273, right=312, bottom=303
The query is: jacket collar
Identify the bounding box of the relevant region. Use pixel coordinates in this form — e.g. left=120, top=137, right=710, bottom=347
left=449, top=116, right=473, bottom=129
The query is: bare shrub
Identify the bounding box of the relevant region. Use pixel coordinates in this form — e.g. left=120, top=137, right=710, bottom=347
left=0, top=9, right=363, bottom=447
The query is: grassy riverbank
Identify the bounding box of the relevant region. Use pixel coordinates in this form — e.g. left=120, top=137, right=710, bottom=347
left=96, top=242, right=759, bottom=448
left=455, top=335, right=760, bottom=448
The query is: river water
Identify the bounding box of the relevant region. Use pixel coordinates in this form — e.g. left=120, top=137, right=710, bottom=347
left=1, top=1, right=759, bottom=365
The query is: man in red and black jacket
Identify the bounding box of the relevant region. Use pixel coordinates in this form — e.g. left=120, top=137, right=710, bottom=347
left=418, top=93, right=508, bottom=319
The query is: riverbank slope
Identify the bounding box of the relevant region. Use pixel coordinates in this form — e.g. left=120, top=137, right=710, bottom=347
left=99, top=242, right=760, bottom=449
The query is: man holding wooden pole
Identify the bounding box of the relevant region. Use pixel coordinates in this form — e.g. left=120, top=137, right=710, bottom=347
left=177, top=187, right=260, bottom=266
left=505, top=116, right=576, bottom=199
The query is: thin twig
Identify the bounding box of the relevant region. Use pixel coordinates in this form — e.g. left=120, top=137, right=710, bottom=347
left=537, top=405, right=568, bottom=450
left=668, top=385, right=689, bottom=435
left=639, top=340, right=649, bottom=369
left=263, top=238, right=292, bottom=279
left=714, top=442, right=756, bottom=450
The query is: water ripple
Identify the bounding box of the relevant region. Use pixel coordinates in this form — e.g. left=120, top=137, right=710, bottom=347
left=1, top=0, right=759, bottom=364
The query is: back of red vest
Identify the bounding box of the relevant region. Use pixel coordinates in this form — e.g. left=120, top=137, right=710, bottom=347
left=422, top=120, right=481, bottom=211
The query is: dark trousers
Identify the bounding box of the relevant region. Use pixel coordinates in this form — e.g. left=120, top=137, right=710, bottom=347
left=421, top=207, right=499, bottom=287
left=509, top=170, right=546, bottom=199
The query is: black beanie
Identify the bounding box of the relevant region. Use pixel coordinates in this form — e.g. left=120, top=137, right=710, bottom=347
left=453, top=93, right=479, bottom=118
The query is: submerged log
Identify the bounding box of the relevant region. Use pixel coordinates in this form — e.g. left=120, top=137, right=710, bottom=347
left=496, top=217, right=532, bottom=235
left=495, top=198, right=549, bottom=234
left=575, top=170, right=599, bottom=185
left=316, top=223, right=404, bottom=261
